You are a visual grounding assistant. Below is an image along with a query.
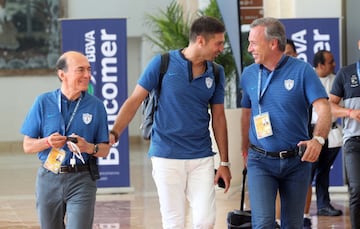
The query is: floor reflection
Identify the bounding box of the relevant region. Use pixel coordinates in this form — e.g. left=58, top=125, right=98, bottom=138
left=0, top=141, right=351, bottom=229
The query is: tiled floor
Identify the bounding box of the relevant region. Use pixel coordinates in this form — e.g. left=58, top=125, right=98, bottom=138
left=0, top=141, right=351, bottom=228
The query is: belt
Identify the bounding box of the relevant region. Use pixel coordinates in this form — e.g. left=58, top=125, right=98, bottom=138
left=250, top=144, right=299, bottom=159
left=59, top=164, right=89, bottom=173
left=350, top=136, right=360, bottom=141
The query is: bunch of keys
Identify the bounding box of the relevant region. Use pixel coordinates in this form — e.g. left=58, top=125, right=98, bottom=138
left=67, top=136, right=85, bottom=167
left=67, top=136, right=78, bottom=143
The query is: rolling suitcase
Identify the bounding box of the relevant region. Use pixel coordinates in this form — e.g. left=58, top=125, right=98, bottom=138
left=227, top=168, right=252, bottom=228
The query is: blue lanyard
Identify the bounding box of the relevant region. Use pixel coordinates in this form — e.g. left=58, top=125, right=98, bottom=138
left=257, top=67, right=274, bottom=114
left=256, top=55, right=289, bottom=114
left=58, top=91, right=82, bottom=134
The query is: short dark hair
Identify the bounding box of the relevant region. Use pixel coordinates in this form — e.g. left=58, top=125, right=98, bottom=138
left=189, top=16, right=225, bottom=42
left=286, top=39, right=296, bottom=53
left=313, top=50, right=330, bottom=67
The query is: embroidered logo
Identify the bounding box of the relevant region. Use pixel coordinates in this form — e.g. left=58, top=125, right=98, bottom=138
left=284, top=79, right=294, bottom=91
left=205, top=77, right=213, bottom=89
left=350, top=74, right=359, bottom=87
left=82, top=113, right=92, bottom=124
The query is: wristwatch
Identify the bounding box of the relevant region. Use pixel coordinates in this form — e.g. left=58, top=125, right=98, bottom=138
left=92, top=144, right=99, bottom=155
left=313, top=136, right=325, bottom=146
left=220, top=161, right=231, bottom=167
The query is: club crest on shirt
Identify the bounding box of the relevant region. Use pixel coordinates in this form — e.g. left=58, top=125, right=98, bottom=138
left=284, top=79, right=294, bottom=91
left=205, top=77, right=213, bottom=89
left=82, top=113, right=92, bottom=124
left=350, top=74, right=359, bottom=87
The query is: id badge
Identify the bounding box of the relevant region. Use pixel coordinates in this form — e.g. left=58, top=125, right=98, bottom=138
left=253, top=112, right=273, bottom=139
left=43, top=148, right=65, bottom=174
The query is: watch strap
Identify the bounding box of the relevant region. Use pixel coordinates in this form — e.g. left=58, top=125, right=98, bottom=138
left=92, top=144, right=99, bottom=155
left=313, top=136, right=325, bottom=145
left=220, top=161, right=231, bottom=167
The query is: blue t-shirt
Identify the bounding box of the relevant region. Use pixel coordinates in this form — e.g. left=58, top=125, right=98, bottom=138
left=138, top=49, right=225, bottom=159
left=20, top=89, right=109, bottom=165
left=241, top=55, right=328, bottom=151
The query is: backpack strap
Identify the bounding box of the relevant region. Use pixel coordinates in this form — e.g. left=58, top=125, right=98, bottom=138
left=159, top=54, right=217, bottom=91
left=212, top=62, right=220, bottom=86
left=158, top=52, right=170, bottom=93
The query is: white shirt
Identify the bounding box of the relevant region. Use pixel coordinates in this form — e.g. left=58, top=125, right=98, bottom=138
left=311, top=73, right=337, bottom=124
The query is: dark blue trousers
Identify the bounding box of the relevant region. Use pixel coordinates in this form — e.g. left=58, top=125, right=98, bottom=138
left=343, top=137, right=360, bottom=229
left=310, top=141, right=340, bottom=209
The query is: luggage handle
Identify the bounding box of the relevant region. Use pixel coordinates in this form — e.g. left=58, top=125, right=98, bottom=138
left=240, top=167, right=247, bottom=211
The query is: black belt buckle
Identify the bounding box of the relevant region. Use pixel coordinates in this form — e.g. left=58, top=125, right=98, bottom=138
left=59, top=166, right=69, bottom=173
left=59, top=165, right=89, bottom=173
left=60, top=166, right=74, bottom=173
left=279, top=151, right=288, bottom=159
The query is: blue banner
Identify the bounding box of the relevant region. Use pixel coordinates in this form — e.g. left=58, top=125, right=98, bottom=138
left=280, top=18, right=341, bottom=72
left=61, top=19, right=130, bottom=190
left=280, top=18, right=343, bottom=186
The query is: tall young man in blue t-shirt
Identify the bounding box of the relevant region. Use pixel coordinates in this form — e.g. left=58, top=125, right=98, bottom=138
left=110, top=16, right=231, bottom=228
left=241, top=17, right=332, bottom=228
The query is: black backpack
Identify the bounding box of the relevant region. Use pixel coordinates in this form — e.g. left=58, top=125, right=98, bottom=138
left=140, top=52, right=220, bottom=140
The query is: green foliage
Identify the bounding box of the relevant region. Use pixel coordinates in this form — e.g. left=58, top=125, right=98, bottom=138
left=200, top=0, right=221, bottom=18
left=199, top=0, right=237, bottom=82
left=144, top=0, right=237, bottom=84
left=144, top=1, right=190, bottom=51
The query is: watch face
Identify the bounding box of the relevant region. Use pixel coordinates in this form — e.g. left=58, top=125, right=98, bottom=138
left=93, top=144, right=99, bottom=154
left=314, top=136, right=325, bottom=145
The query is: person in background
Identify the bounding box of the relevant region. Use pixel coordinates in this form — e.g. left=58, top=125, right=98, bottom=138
left=303, top=50, right=343, bottom=229
left=284, top=38, right=297, bottom=57
left=241, top=17, right=332, bottom=228
left=329, top=40, right=360, bottom=229
left=109, top=16, right=231, bottom=228
left=20, top=51, right=110, bottom=229
left=275, top=38, right=298, bottom=228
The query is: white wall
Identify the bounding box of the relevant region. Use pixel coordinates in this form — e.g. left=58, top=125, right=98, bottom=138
left=67, top=0, right=172, bottom=38
left=264, top=0, right=341, bottom=18
left=1, top=76, right=58, bottom=142
left=293, top=0, right=341, bottom=18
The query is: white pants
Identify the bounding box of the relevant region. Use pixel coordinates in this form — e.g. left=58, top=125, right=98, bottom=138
left=151, top=156, right=216, bottom=229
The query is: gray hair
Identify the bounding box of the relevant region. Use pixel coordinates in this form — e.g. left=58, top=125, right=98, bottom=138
left=250, top=17, right=286, bottom=52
